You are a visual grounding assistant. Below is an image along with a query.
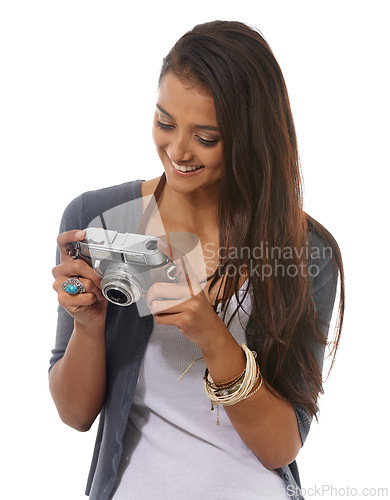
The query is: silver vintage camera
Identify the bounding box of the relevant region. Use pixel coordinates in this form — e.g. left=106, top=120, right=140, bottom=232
left=74, top=228, right=180, bottom=306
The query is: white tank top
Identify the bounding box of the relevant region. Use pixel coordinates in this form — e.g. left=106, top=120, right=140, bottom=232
left=111, top=282, right=289, bottom=499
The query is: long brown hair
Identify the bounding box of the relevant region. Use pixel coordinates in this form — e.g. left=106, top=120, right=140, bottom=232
left=159, top=20, right=345, bottom=418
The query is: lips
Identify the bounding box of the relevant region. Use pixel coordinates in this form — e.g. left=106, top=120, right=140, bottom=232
left=166, top=152, right=204, bottom=173
left=174, top=164, right=203, bottom=172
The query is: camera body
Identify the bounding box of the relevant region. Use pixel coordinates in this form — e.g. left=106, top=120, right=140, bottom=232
left=75, top=228, right=179, bottom=306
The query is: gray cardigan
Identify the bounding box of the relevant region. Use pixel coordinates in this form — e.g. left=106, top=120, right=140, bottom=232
left=49, top=179, right=339, bottom=500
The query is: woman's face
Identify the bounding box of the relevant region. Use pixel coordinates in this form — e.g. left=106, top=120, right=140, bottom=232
left=152, top=71, right=224, bottom=195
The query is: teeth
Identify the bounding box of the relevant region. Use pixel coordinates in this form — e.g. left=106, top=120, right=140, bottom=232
left=170, top=157, right=203, bottom=172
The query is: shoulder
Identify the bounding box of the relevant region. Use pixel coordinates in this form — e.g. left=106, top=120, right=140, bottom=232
left=307, top=224, right=334, bottom=274
left=305, top=213, right=341, bottom=277
left=80, top=179, right=144, bottom=219
left=59, top=179, right=144, bottom=233
left=140, top=177, right=162, bottom=197
left=305, top=214, right=341, bottom=320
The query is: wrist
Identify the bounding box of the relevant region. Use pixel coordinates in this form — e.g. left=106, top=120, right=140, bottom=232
left=199, top=324, right=246, bottom=385
left=73, top=319, right=106, bottom=339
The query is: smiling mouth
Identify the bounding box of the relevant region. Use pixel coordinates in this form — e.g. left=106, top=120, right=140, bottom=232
left=167, top=153, right=204, bottom=173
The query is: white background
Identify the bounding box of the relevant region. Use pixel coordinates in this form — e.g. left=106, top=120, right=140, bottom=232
left=1, top=1, right=389, bottom=499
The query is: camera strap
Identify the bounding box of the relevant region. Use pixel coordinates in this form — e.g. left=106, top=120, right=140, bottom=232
left=135, top=171, right=211, bottom=289
left=135, top=172, right=167, bottom=236
left=135, top=171, right=176, bottom=264
left=95, top=175, right=166, bottom=235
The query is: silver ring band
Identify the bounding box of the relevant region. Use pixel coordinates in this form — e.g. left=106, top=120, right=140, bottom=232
left=62, top=278, right=86, bottom=295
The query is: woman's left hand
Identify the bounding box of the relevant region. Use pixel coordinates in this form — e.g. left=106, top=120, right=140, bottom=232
left=145, top=240, right=229, bottom=349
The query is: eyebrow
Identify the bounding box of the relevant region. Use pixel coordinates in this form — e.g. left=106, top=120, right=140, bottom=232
left=156, top=104, right=219, bottom=132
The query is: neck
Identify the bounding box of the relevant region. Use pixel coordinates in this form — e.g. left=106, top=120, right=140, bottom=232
left=160, top=181, right=220, bottom=235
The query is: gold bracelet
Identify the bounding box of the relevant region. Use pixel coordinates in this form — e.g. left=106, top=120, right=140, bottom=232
left=243, top=370, right=263, bottom=400
left=204, top=344, right=262, bottom=425
left=204, top=368, right=245, bottom=390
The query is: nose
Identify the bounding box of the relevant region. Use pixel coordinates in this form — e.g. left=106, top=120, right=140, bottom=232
left=166, top=134, right=193, bottom=164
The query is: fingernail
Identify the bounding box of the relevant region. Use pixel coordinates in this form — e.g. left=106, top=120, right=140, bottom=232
left=75, top=230, right=86, bottom=239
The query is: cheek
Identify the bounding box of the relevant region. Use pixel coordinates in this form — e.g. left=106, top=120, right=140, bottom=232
left=152, top=128, right=169, bottom=155
left=207, top=147, right=224, bottom=169
left=152, top=113, right=165, bottom=149
left=152, top=126, right=161, bottom=147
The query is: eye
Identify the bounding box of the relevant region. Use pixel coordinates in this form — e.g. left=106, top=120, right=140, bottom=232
left=197, top=136, right=219, bottom=148
left=156, top=120, right=219, bottom=148
left=156, top=120, right=174, bottom=131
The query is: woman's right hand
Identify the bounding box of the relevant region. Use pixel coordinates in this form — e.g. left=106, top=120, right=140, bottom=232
left=52, top=229, right=108, bottom=327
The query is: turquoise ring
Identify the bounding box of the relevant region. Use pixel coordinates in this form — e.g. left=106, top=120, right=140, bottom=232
left=62, top=278, right=86, bottom=295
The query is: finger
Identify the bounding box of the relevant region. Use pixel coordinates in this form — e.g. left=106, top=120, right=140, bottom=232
left=149, top=299, right=184, bottom=316
left=57, top=289, right=101, bottom=309
left=145, top=282, right=191, bottom=308
left=54, top=277, right=104, bottom=302
left=57, top=229, right=86, bottom=262
left=52, top=258, right=102, bottom=290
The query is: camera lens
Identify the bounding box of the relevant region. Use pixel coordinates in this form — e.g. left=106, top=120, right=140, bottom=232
left=101, top=265, right=143, bottom=306
left=102, top=282, right=135, bottom=306
left=106, top=289, right=129, bottom=305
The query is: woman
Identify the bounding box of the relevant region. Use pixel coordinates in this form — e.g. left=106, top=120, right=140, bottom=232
left=50, top=21, right=344, bottom=500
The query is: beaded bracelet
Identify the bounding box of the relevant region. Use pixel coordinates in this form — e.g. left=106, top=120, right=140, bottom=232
left=204, top=368, right=246, bottom=393
left=211, top=368, right=246, bottom=388
left=203, top=344, right=263, bottom=425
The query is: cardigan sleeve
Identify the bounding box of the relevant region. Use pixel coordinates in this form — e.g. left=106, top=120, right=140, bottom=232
left=48, top=179, right=143, bottom=375
left=48, top=193, right=89, bottom=374
left=293, top=229, right=339, bottom=445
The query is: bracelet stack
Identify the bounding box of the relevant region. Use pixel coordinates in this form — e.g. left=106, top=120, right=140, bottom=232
left=203, top=344, right=263, bottom=425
